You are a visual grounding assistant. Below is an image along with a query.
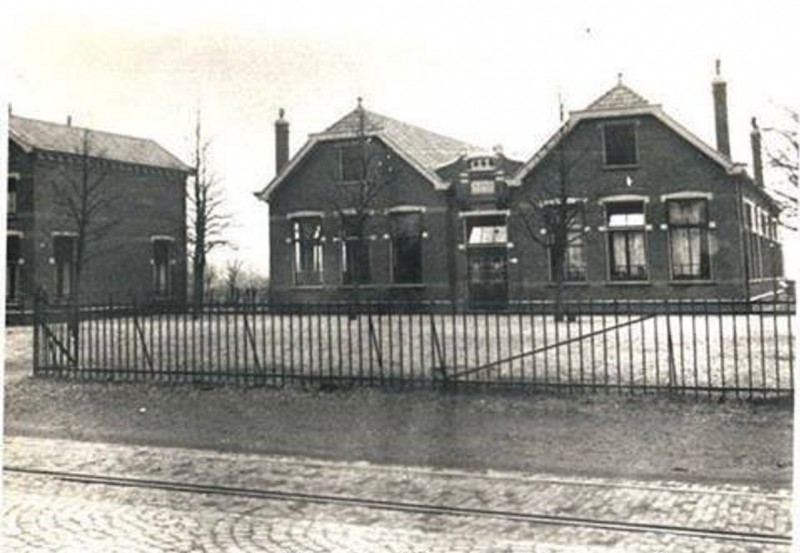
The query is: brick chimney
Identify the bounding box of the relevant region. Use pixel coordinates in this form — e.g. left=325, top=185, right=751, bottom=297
left=712, top=59, right=730, bottom=157
left=750, top=117, right=764, bottom=187
left=275, top=108, right=289, bottom=174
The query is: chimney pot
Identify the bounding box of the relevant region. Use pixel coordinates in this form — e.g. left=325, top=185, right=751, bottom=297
left=67, top=115, right=72, bottom=126
left=275, top=108, right=289, bottom=174
left=712, top=60, right=730, bottom=157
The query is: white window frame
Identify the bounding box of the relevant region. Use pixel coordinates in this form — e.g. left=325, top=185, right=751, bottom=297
left=603, top=200, right=650, bottom=282
left=665, top=197, right=714, bottom=282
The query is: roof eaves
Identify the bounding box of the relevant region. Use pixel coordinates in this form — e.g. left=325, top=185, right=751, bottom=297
left=508, top=118, right=577, bottom=186
left=255, top=136, right=319, bottom=202
left=8, top=128, right=34, bottom=153
left=377, top=132, right=449, bottom=190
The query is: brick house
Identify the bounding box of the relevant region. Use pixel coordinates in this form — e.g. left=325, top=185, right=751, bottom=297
left=257, top=69, right=784, bottom=303
left=6, top=114, right=191, bottom=310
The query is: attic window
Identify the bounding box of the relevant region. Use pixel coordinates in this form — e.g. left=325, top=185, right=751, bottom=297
left=603, top=123, right=638, bottom=166
left=340, top=144, right=365, bottom=182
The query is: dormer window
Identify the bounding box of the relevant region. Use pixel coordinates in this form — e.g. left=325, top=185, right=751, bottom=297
left=468, top=156, right=496, bottom=171
left=603, top=122, right=638, bottom=166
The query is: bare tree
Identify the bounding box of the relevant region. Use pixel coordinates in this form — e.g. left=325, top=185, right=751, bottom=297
left=329, top=100, right=396, bottom=301
left=762, top=105, right=799, bottom=230
left=50, top=129, right=118, bottom=358
left=514, top=110, right=589, bottom=321
left=188, top=111, right=230, bottom=314
left=203, top=263, right=218, bottom=298
left=225, top=258, right=244, bottom=300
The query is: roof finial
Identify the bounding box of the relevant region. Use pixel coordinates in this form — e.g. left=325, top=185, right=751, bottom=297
left=715, top=58, right=721, bottom=76
left=278, top=107, right=285, bottom=120
left=357, top=96, right=363, bottom=110
left=617, top=72, right=623, bottom=86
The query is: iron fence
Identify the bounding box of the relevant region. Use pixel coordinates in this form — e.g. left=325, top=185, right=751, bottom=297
left=32, top=294, right=795, bottom=399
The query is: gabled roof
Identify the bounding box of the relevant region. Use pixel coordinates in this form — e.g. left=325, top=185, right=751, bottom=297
left=257, top=108, right=483, bottom=200
left=9, top=115, right=191, bottom=172
left=511, top=82, right=744, bottom=185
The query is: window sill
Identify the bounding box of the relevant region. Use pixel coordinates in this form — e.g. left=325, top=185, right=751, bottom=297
left=293, top=284, right=325, bottom=289
left=604, top=280, right=651, bottom=286
left=388, top=283, right=427, bottom=289
left=546, top=281, right=589, bottom=287
left=669, top=280, right=715, bottom=286
left=602, top=164, right=639, bottom=171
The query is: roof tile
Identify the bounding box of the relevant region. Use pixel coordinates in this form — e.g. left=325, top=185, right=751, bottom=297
left=9, top=115, right=190, bottom=172
left=324, top=109, right=483, bottom=173
left=585, top=84, right=650, bottom=111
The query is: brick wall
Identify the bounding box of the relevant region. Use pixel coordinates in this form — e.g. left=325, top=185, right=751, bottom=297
left=9, top=145, right=188, bottom=306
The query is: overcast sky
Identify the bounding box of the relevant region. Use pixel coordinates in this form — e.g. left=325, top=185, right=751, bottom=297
left=4, top=0, right=798, bottom=275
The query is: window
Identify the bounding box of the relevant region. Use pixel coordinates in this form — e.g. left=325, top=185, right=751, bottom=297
left=543, top=204, right=587, bottom=282
left=603, top=123, right=638, bottom=166
left=152, top=239, right=173, bottom=296
left=667, top=199, right=711, bottom=280
left=340, top=144, right=365, bottom=182
left=390, top=212, right=423, bottom=284
left=293, top=217, right=323, bottom=285
left=7, top=178, right=18, bottom=215
left=466, top=215, right=507, bottom=246
left=53, top=235, right=77, bottom=299
left=342, top=216, right=370, bottom=284
left=6, top=235, right=21, bottom=301
left=606, top=202, right=648, bottom=280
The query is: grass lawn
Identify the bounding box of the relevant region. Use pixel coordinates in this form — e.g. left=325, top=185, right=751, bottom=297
left=35, top=308, right=795, bottom=396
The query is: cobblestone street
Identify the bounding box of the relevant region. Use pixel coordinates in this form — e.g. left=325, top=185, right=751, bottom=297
left=3, top=436, right=792, bottom=552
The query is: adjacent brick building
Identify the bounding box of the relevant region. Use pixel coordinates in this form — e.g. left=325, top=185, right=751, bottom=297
left=6, top=114, right=191, bottom=310
left=259, top=68, right=784, bottom=303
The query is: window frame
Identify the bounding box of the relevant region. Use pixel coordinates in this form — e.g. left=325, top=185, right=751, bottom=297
left=52, top=233, right=78, bottom=300
left=602, top=121, right=639, bottom=168
left=151, top=236, right=175, bottom=297
left=542, top=203, right=588, bottom=283
left=604, top=201, right=649, bottom=282
left=666, top=198, right=713, bottom=282
left=6, top=233, right=23, bottom=301
left=389, top=210, right=424, bottom=285
left=291, top=216, right=324, bottom=287
left=340, top=215, right=372, bottom=285
left=7, top=173, right=19, bottom=216
left=338, top=143, right=367, bottom=184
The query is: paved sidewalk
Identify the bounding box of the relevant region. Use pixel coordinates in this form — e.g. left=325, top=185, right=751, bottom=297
left=3, top=436, right=792, bottom=552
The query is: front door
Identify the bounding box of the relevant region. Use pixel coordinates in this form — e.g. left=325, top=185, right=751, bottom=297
left=468, top=247, right=508, bottom=304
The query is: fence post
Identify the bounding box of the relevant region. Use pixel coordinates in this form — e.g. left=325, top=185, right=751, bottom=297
left=32, top=291, right=41, bottom=376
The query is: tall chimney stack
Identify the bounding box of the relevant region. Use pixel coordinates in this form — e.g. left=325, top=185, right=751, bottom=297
left=275, top=108, right=289, bottom=174
left=712, top=59, right=730, bottom=157
left=750, top=117, right=764, bottom=187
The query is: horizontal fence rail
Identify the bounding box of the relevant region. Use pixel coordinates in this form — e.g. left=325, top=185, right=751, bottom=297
left=32, top=295, right=795, bottom=399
